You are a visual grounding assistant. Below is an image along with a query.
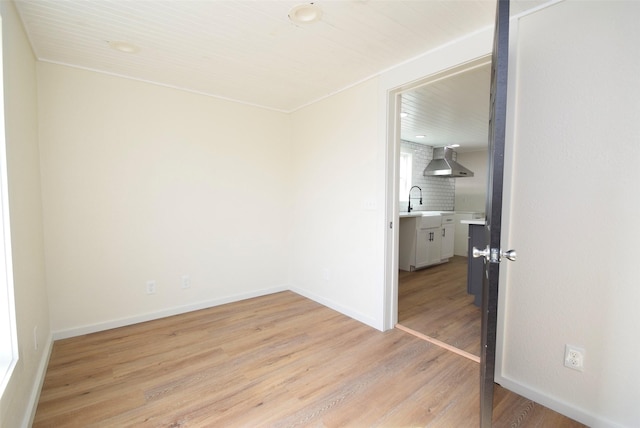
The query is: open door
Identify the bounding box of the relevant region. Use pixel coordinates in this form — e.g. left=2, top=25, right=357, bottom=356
left=476, top=0, right=514, bottom=426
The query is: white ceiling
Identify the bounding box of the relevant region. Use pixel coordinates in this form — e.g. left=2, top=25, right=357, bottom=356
left=14, top=0, right=546, bottom=115
left=401, top=61, right=492, bottom=152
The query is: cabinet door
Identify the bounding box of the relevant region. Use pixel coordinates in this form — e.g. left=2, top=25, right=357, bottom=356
left=425, top=227, right=442, bottom=266
left=417, top=227, right=443, bottom=268
left=441, top=224, right=455, bottom=259
left=415, top=229, right=430, bottom=268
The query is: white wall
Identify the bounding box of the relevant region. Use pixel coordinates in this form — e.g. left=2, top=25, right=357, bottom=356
left=498, top=1, right=640, bottom=426
left=454, top=150, right=487, bottom=212
left=37, top=63, right=293, bottom=336
left=289, top=78, right=384, bottom=328
left=0, top=1, right=51, bottom=426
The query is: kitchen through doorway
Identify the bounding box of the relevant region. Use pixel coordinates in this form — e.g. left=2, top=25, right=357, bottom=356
left=394, top=60, right=491, bottom=360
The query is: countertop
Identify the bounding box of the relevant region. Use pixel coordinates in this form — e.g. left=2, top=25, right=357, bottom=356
left=399, top=210, right=454, bottom=218
left=461, top=219, right=486, bottom=225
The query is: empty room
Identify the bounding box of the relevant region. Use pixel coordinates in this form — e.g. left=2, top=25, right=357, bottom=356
left=1, top=0, right=638, bottom=427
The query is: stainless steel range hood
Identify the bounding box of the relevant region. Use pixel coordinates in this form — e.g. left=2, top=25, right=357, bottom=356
left=423, top=147, right=474, bottom=178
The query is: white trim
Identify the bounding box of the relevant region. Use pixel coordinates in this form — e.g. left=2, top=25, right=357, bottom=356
left=39, top=59, right=293, bottom=114
left=52, top=283, right=378, bottom=341
left=382, top=90, right=401, bottom=331
left=52, top=285, right=287, bottom=340
left=21, top=333, right=53, bottom=428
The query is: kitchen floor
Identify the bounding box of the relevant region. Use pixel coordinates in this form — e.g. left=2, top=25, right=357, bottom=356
left=398, top=255, right=481, bottom=357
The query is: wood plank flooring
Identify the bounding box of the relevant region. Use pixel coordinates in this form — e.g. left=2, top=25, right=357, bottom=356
left=398, top=256, right=481, bottom=357
left=34, top=291, right=584, bottom=427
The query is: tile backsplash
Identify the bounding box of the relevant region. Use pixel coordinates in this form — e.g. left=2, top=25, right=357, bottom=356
left=400, top=140, right=455, bottom=211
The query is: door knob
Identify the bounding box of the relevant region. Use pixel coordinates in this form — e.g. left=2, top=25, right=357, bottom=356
left=473, top=246, right=517, bottom=262
left=501, top=249, right=517, bottom=261
left=472, top=246, right=490, bottom=260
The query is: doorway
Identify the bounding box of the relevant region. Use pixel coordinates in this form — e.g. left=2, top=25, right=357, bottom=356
left=389, top=58, right=491, bottom=360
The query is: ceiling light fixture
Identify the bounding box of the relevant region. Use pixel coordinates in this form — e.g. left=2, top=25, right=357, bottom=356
left=416, top=135, right=426, bottom=138
left=288, top=3, right=323, bottom=24
left=400, top=112, right=409, bottom=118
left=108, top=40, right=140, bottom=54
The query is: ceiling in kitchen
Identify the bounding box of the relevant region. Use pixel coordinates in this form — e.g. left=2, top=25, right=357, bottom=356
left=401, top=62, right=492, bottom=152
left=14, top=0, right=546, bottom=114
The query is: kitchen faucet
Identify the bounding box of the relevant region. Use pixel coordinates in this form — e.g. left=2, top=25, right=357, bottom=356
left=408, top=186, right=422, bottom=212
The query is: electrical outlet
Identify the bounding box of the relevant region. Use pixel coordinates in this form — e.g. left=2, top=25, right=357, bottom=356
left=564, top=345, right=585, bottom=371
left=146, top=280, right=157, bottom=294
left=33, top=326, right=38, bottom=351
left=181, top=275, right=191, bottom=289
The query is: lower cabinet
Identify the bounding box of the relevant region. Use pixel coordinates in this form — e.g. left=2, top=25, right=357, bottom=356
left=416, top=227, right=441, bottom=268
left=441, top=223, right=455, bottom=260
left=399, top=213, right=454, bottom=271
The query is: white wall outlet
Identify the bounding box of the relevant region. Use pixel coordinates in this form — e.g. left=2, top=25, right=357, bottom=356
left=146, top=280, right=157, bottom=294
left=33, top=326, right=38, bottom=351
left=564, top=345, right=585, bottom=371
left=181, top=275, right=191, bottom=289
left=322, top=268, right=331, bottom=281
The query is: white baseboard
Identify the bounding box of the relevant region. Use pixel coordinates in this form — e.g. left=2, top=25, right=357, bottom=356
left=495, top=374, right=621, bottom=428
left=51, top=284, right=381, bottom=340
left=22, top=332, right=54, bottom=428
left=52, top=285, right=287, bottom=340
left=289, top=286, right=379, bottom=330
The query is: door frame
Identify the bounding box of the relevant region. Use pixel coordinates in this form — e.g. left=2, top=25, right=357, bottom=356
left=379, top=21, right=498, bottom=332
left=382, top=55, right=493, bottom=330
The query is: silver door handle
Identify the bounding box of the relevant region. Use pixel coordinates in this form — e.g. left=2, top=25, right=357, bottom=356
left=472, top=246, right=490, bottom=260
left=473, top=246, right=517, bottom=262
left=501, top=249, right=517, bottom=261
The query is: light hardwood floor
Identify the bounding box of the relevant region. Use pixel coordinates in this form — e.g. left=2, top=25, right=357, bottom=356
left=34, top=291, right=584, bottom=427
left=398, top=256, right=481, bottom=357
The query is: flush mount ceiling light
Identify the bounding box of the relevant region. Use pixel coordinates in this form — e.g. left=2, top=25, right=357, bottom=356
left=288, top=3, right=323, bottom=24
left=415, top=135, right=426, bottom=139
left=400, top=112, right=409, bottom=118
left=108, top=40, right=140, bottom=54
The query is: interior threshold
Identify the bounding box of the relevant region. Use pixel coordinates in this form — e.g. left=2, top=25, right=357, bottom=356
left=395, top=323, right=480, bottom=363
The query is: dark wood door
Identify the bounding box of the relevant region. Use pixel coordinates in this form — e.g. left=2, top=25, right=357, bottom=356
left=479, top=0, right=511, bottom=426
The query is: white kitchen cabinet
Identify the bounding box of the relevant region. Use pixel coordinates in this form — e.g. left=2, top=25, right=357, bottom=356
left=441, top=223, right=454, bottom=260
left=399, top=214, right=443, bottom=271
left=440, top=213, right=455, bottom=261
left=414, top=229, right=428, bottom=267
left=416, top=227, right=441, bottom=268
